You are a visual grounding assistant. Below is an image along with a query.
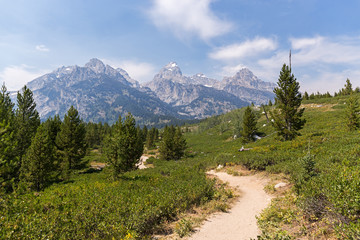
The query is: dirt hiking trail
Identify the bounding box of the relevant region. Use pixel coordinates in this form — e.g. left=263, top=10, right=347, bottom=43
left=189, top=170, right=273, bottom=240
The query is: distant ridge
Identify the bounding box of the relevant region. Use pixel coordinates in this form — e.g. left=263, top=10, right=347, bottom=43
left=22, top=59, right=275, bottom=125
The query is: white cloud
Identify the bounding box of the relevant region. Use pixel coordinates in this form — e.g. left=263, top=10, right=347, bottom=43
left=289, top=36, right=360, bottom=65
left=299, top=70, right=360, bottom=94
left=290, top=36, right=324, bottom=50
left=148, top=0, right=232, bottom=40
left=0, top=65, right=47, bottom=91
left=212, top=35, right=360, bottom=93
left=220, top=63, right=248, bottom=77
left=209, top=37, right=278, bottom=60
left=35, top=44, right=50, bottom=52
left=103, top=59, right=157, bottom=82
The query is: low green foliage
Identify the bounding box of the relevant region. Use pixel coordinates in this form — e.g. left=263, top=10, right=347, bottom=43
left=175, top=218, right=193, bottom=238
left=1, top=160, right=214, bottom=239
left=184, top=92, right=360, bottom=238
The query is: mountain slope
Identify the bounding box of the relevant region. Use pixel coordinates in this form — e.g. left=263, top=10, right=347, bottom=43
left=27, top=59, right=183, bottom=125
left=144, top=62, right=248, bottom=118
left=217, top=68, right=276, bottom=105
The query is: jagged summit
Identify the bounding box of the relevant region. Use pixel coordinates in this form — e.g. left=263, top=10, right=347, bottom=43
left=154, top=62, right=183, bottom=80
left=85, top=58, right=106, bottom=74
left=165, top=62, right=178, bottom=69
left=221, top=68, right=276, bottom=92
left=22, top=58, right=275, bottom=124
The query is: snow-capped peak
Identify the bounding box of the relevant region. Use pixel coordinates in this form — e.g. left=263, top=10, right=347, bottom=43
left=196, top=73, right=206, bottom=78
left=165, top=62, right=178, bottom=69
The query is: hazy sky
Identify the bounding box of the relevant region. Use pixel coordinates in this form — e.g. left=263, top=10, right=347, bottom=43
left=1, top=0, right=360, bottom=93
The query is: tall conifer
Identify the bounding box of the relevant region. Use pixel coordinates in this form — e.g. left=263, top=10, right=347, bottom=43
left=20, top=123, right=55, bottom=191
left=56, top=106, right=86, bottom=179
left=0, top=83, right=17, bottom=192
left=104, top=113, right=143, bottom=179
left=270, top=64, right=305, bottom=140
left=159, top=125, right=186, bottom=160
left=346, top=96, right=360, bottom=131
left=15, top=86, right=40, bottom=161
left=242, top=106, right=258, bottom=142
left=0, top=121, right=18, bottom=192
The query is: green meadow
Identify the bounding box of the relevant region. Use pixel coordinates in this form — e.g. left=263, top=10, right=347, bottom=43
left=1, top=93, right=360, bottom=239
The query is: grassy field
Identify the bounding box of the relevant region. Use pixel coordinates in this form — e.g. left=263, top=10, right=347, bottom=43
left=183, top=94, right=360, bottom=239
left=1, top=94, right=360, bottom=239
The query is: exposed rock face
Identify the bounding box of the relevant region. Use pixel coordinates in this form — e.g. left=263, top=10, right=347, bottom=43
left=27, top=59, right=181, bottom=125
left=144, top=62, right=248, bottom=118
left=144, top=63, right=275, bottom=118
left=221, top=68, right=275, bottom=92
left=23, top=59, right=275, bottom=125
left=217, top=68, right=276, bottom=105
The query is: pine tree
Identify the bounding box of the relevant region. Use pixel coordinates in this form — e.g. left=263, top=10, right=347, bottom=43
left=159, top=125, right=187, bottom=160
left=0, top=83, right=15, bottom=123
left=343, top=78, right=353, bottom=95
left=142, top=125, right=148, bottom=143
left=104, top=113, right=143, bottom=179
left=146, top=127, right=155, bottom=149
left=154, top=128, right=159, bottom=142
left=268, top=100, right=273, bottom=106
left=56, top=106, right=86, bottom=179
left=159, top=126, right=175, bottom=161
left=15, top=86, right=40, bottom=161
left=346, top=96, right=360, bottom=131
left=44, top=115, right=62, bottom=145
left=241, top=106, right=258, bottom=142
left=270, top=64, right=305, bottom=140
left=0, top=121, right=18, bottom=193
left=136, top=126, right=143, bottom=145
left=303, top=91, right=309, bottom=100
left=173, top=126, right=187, bottom=160
left=20, top=123, right=55, bottom=191
left=0, top=83, right=18, bottom=192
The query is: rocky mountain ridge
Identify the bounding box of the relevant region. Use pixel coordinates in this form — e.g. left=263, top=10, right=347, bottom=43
left=23, top=58, right=275, bottom=125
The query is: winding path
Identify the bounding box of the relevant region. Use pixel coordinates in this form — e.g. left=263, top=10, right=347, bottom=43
left=189, top=170, right=273, bottom=240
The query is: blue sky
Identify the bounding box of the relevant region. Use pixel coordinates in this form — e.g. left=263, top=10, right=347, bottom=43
left=1, top=0, right=360, bottom=93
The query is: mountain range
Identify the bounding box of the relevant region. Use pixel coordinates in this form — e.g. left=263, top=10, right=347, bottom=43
left=22, top=58, right=275, bottom=126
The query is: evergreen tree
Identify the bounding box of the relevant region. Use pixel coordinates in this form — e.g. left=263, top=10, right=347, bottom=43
left=0, top=83, right=18, bottom=192
left=104, top=113, right=143, bottom=179
left=346, top=96, right=360, bottom=131
left=270, top=64, right=305, bottom=140
left=159, top=125, right=187, bottom=160
left=136, top=126, right=143, bottom=145
left=56, top=106, right=86, bottom=179
left=241, top=106, right=258, bottom=142
left=303, top=91, right=309, bottom=100
left=0, top=121, right=18, bottom=193
left=85, top=122, right=100, bottom=148
left=0, top=83, right=15, bottom=123
left=20, top=123, right=55, bottom=191
left=154, top=128, right=159, bottom=142
left=343, top=78, right=353, bottom=95
left=159, top=126, right=175, bottom=161
left=15, top=85, right=40, bottom=162
left=173, top=126, right=187, bottom=160
left=44, top=115, right=62, bottom=145
left=142, top=125, right=148, bottom=143
left=146, top=127, right=155, bottom=149
left=268, top=100, right=273, bottom=106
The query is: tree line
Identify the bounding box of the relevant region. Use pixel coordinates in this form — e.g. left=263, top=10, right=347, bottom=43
left=0, top=84, right=88, bottom=192
left=0, top=84, right=187, bottom=193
